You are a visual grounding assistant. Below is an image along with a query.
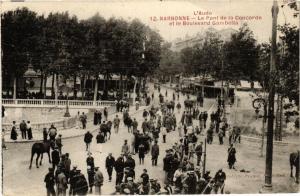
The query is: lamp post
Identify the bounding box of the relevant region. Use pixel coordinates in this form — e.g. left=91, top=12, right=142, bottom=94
left=24, top=53, right=39, bottom=94
left=262, top=0, right=278, bottom=191
left=252, top=97, right=267, bottom=157
left=64, top=82, right=71, bottom=117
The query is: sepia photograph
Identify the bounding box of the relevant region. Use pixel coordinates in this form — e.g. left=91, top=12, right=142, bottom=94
left=1, top=0, right=299, bottom=195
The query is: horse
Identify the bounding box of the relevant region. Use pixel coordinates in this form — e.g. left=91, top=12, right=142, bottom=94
left=290, top=151, right=299, bottom=183
left=29, top=140, right=53, bottom=169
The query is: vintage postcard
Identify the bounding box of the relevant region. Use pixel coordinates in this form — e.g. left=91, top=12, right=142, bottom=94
left=1, top=0, right=299, bottom=195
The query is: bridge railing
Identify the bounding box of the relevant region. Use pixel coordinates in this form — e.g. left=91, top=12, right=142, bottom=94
left=2, top=99, right=116, bottom=108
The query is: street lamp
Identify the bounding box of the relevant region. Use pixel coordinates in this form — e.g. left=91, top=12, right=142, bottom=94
left=63, top=81, right=71, bottom=117
left=24, top=53, right=39, bottom=93
left=252, top=97, right=267, bottom=157
left=260, top=0, right=279, bottom=191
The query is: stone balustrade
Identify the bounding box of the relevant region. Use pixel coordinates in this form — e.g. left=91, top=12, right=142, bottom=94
left=2, top=99, right=116, bottom=109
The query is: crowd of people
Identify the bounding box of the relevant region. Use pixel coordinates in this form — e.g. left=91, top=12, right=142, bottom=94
left=4, top=83, right=243, bottom=195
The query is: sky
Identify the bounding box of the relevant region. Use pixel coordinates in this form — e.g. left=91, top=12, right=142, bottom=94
left=1, top=0, right=299, bottom=43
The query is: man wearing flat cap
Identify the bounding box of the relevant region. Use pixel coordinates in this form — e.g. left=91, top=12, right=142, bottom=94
left=44, top=167, right=56, bottom=196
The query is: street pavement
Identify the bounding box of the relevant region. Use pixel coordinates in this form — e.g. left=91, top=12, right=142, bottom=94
left=2, top=83, right=300, bottom=195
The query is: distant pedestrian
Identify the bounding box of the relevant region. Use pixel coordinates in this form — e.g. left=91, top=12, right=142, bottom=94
left=94, top=167, right=104, bottom=195
left=218, top=130, right=224, bottom=145
left=80, top=112, right=87, bottom=129
left=93, top=111, right=98, bottom=125
left=214, top=169, right=226, bottom=194
left=113, top=115, right=120, bottom=133
left=68, top=165, right=77, bottom=195
left=132, top=118, right=138, bottom=133
left=56, top=134, right=63, bottom=154
left=87, top=165, right=95, bottom=193
left=140, top=169, right=150, bottom=194
left=177, top=123, right=183, bottom=137
left=84, top=131, right=93, bottom=152
left=143, top=109, right=149, bottom=119
left=114, top=156, right=125, bottom=185
left=44, top=167, right=56, bottom=196
left=121, top=140, right=130, bottom=156
left=10, top=121, right=18, bottom=140
left=20, top=120, right=27, bottom=139
left=27, top=121, right=33, bottom=140
left=104, top=107, right=108, bottom=121
left=51, top=147, right=60, bottom=171
left=227, top=144, right=236, bottom=169
left=151, top=141, right=159, bottom=166
left=48, top=124, right=57, bottom=141
left=57, top=169, right=68, bottom=196
left=138, top=143, right=146, bottom=165
left=161, top=126, right=167, bottom=143
left=195, top=142, right=203, bottom=166
left=64, top=153, right=71, bottom=181
left=105, top=153, right=115, bottom=182
left=73, top=170, right=89, bottom=195
left=86, top=152, right=95, bottom=171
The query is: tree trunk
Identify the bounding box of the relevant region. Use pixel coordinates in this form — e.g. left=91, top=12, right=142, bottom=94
left=39, top=73, right=44, bottom=94
left=51, top=73, right=55, bottom=98
left=82, top=75, right=86, bottom=100
left=93, top=75, right=98, bottom=103
left=13, top=76, right=17, bottom=99
left=275, top=94, right=281, bottom=141
left=133, top=77, right=138, bottom=101
left=120, top=74, right=124, bottom=99
left=43, top=74, right=47, bottom=99
left=55, top=74, right=58, bottom=104
left=279, top=95, right=283, bottom=141
left=73, top=75, right=77, bottom=99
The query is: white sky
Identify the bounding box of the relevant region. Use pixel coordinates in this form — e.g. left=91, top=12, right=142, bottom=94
left=1, top=0, right=299, bottom=43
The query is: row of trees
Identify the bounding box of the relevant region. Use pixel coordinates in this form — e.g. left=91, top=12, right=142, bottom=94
left=1, top=8, right=162, bottom=100
left=159, top=23, right=298, bottom=107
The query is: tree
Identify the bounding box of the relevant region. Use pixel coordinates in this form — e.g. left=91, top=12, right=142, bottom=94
left=277, top=24, right=299, bottom=105
left=159, top=42, right=183, bottom=77
left=1, top=8, right=40, bottom=98
left=222, top=23, right=260, bottom=83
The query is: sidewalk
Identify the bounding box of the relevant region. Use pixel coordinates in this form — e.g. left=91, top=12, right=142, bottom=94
left=4, top=105, right=149, bottom=143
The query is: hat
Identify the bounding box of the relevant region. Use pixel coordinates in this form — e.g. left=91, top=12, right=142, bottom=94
left=48, top=167, right=54, bottom=171
left=123, top=188, right=130, bottom=194
left=59, top=134, right=62, bottom=136
left=73, top=165, right=78, bottom=168
left=95, top=166, right=99, bottom=169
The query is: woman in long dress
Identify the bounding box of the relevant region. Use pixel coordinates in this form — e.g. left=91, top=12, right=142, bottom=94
left=10, top=121, right=18, bottom=140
